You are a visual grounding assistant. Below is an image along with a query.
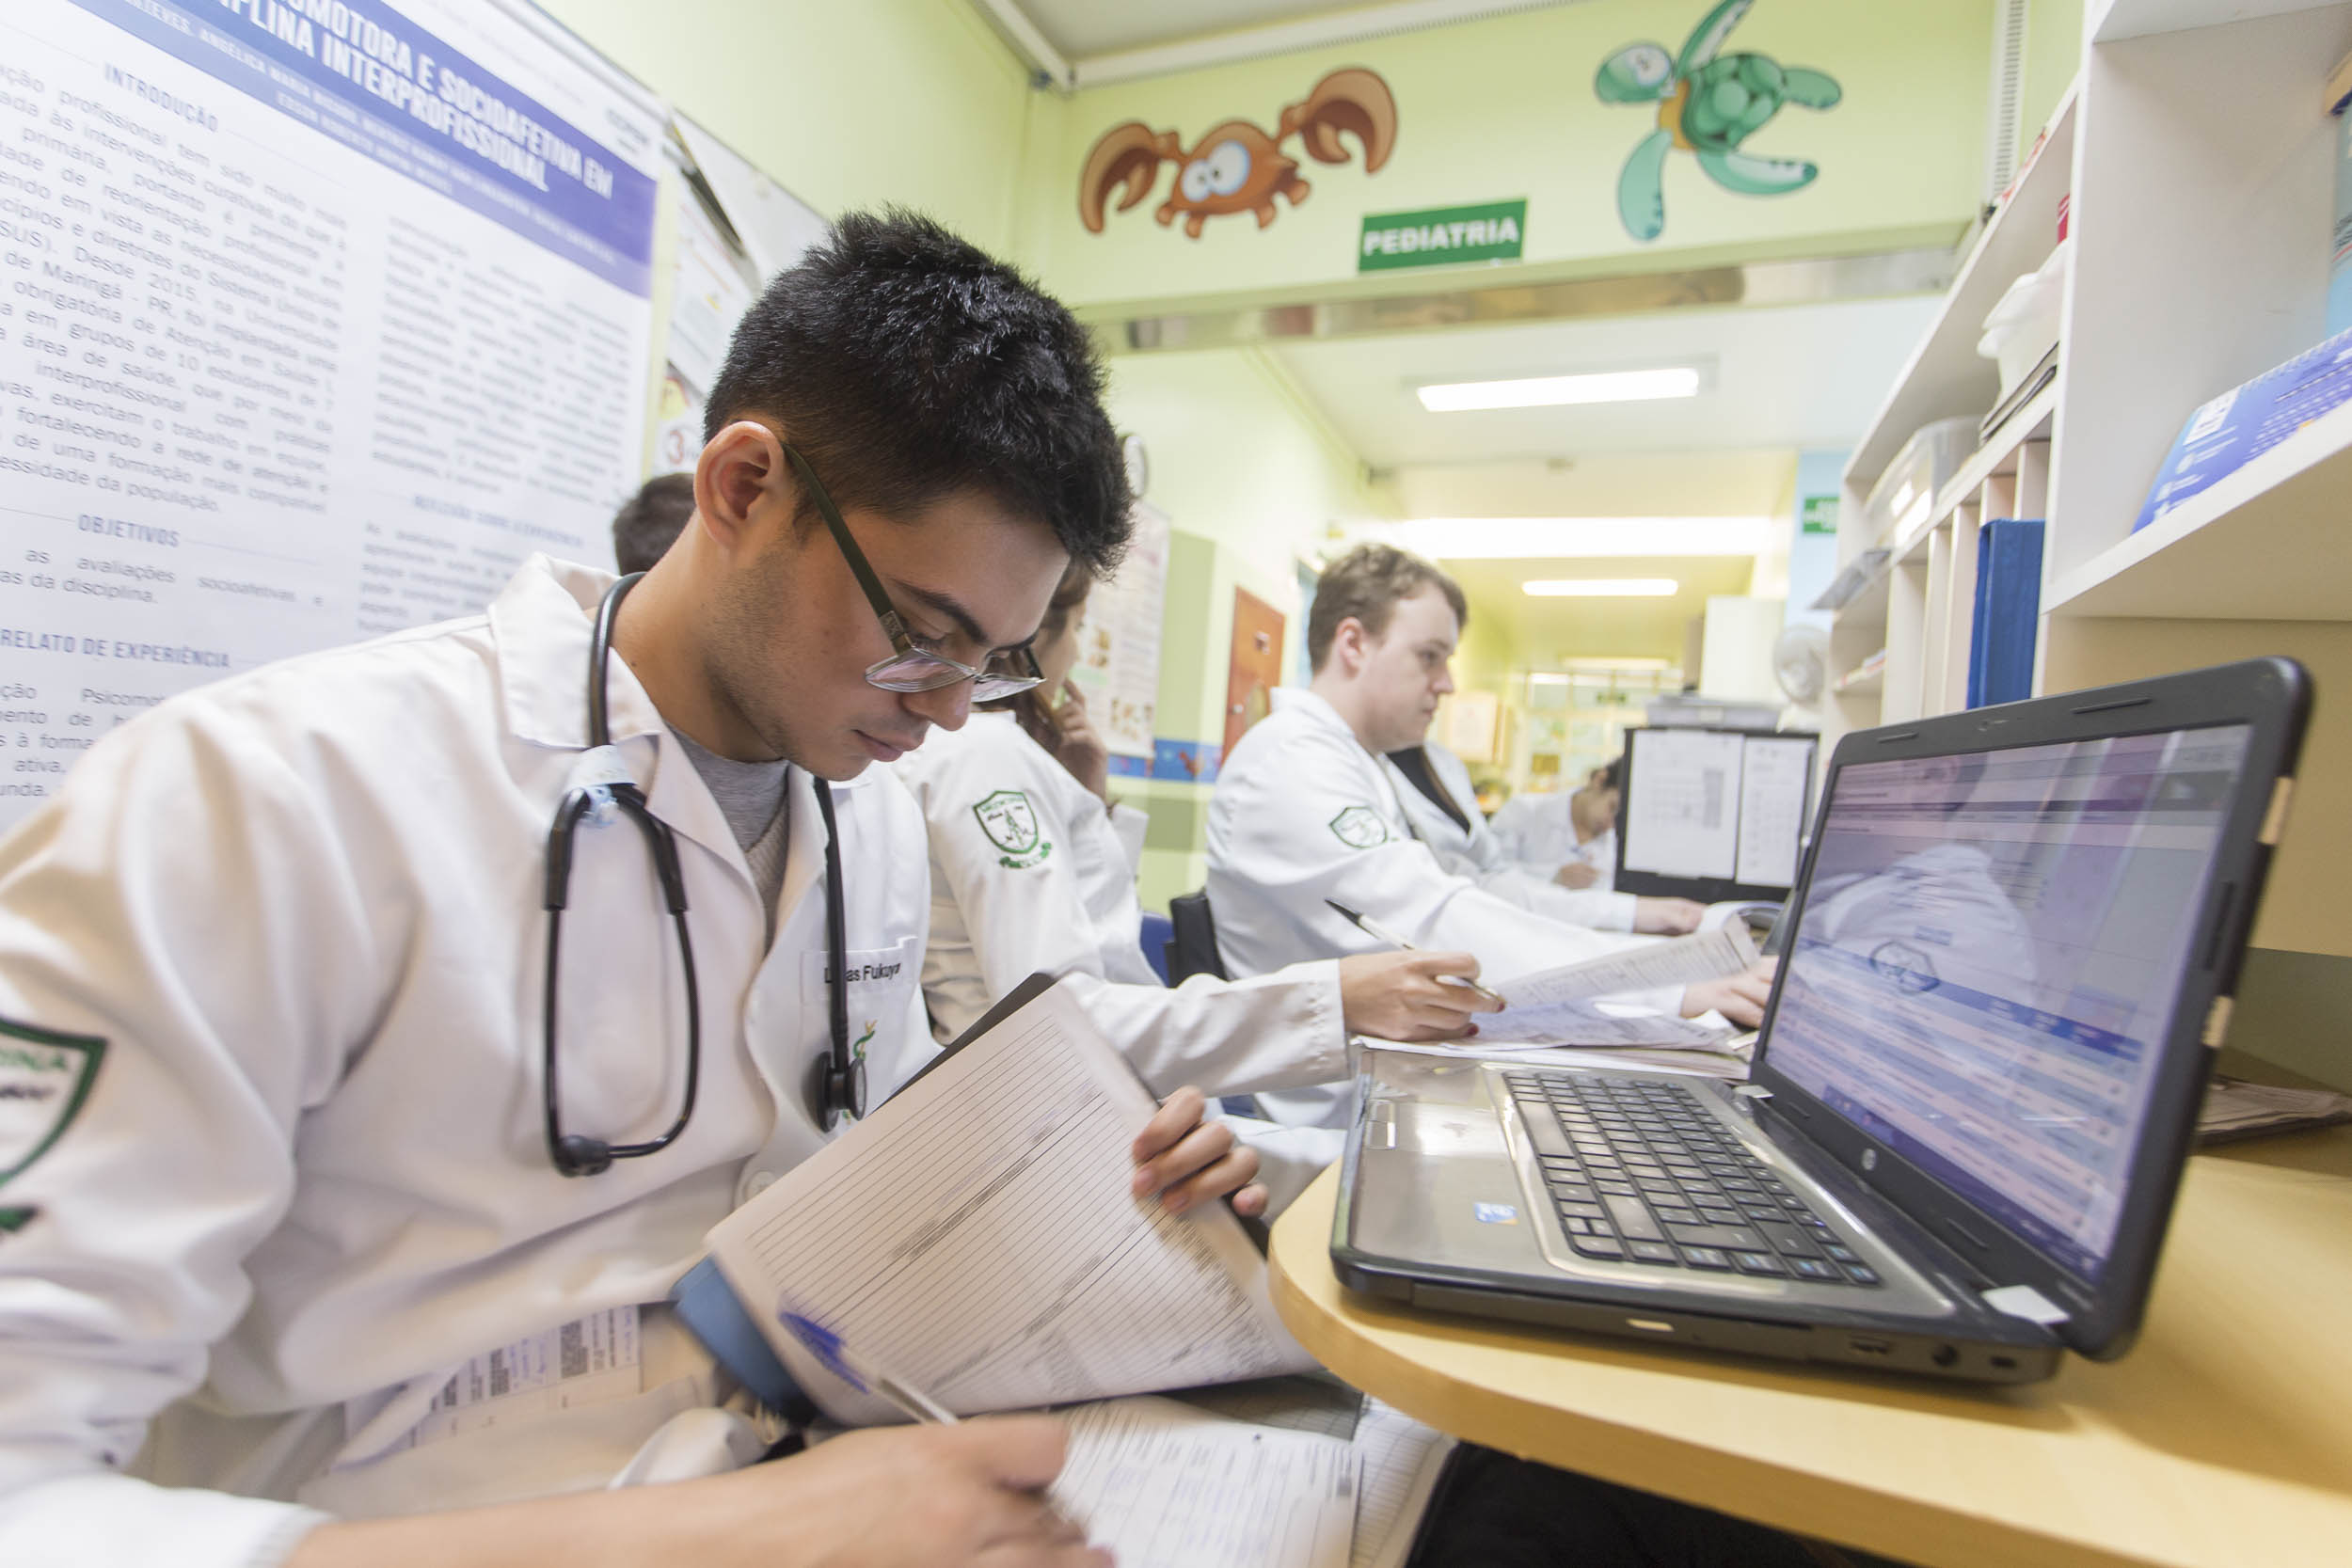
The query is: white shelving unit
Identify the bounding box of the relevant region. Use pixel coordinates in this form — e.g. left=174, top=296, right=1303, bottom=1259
left=1833, top=0, right=2352, bottom=1085
left=1825, top=76, right=2071, bottom=741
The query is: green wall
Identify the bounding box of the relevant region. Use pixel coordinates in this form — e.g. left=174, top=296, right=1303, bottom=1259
left=2023, top=0, right=2085, bottom=148
left=1022, top=0, right=1993, bottom=317
left=539, top=0, right=1037, bottom=255
left=1104, top=349, right=1393, bottom=911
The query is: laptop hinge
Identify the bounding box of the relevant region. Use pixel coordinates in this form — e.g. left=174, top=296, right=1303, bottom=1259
left=1981, top=1283, right=2070, bottom=1325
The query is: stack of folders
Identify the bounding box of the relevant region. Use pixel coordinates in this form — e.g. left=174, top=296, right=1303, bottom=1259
left=1967, top=518, right=2044, bottom=709
left=2198, top=1075, right=2352, bottom=1146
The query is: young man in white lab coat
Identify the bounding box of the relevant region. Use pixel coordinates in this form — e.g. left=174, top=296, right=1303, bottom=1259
left=1207, top=545, right=1775, bottom=1128
left=0, top=214, right=1252, bottom=1568
left=1383, top=741, right=1702, bottom=936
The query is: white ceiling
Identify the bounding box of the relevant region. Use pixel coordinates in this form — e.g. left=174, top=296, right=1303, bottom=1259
left=1272, top=293, right=1941, bottom=468
left=1010, top=0, right=1372, bottom=58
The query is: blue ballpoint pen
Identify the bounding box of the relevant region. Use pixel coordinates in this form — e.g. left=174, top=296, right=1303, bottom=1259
left=778, top=1310, right=960, bottom=1424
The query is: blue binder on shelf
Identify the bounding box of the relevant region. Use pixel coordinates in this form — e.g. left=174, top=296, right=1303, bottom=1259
left=1967, top=518, right=2044, bottom=709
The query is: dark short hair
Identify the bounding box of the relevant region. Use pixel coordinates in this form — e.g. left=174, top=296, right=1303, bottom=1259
left=1307, top=544, right=1468, bottom=671
left=704, top=209, right=1130, bottom=573
left=1594, top=757, right=1624, bottom=793
left=611, top=472, right=696, bottom=575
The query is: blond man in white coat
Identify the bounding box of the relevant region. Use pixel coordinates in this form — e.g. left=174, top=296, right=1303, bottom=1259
left=898, top=565, right=1498, bottom=1210
left=1208, top=546, right=1776, bottom=1129
left=0, top=215, right=1255, bottom=1568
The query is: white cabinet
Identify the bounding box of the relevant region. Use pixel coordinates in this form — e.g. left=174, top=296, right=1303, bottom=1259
left=1834, top=1, right=2352, bottom=1042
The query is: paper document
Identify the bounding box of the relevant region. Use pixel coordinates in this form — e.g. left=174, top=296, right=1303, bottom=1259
left=1734, top=737, right=1814, bottom=889
left=1350, top=1399, right=1455, bottom=1568
left=1471, top=1004, right=1734, bottom=1049
left=1624, top=729, right=1745, bottom=879
left=703, top=982, right=1311, bottom=1425
left=1497, top=925, right=1757, bottom=1010
left=1364, top=1038, right=1751, bottom=1082
left=1055, top=1396, right=1357, bottom=1568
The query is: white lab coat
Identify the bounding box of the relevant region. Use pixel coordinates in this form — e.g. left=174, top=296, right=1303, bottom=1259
left=0, top=557, right=936, bottom=1565
left=1207, top=689, right=1654, bottom=1128
left=893, top=712, right=1349, bottom=1209
left=1385, top=744, right=1636, bottom=931
left=1488, top=790, right=1617, bottom=889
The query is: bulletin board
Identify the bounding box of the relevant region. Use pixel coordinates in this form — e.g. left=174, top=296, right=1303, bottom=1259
left=1068, top=501, right=1169, bottom=764
left=0, top=0, right=667, bottom=830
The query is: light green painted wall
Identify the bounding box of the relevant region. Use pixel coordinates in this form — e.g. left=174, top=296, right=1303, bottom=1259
left=1023, top=0, right=1992, bottom=316
left=2023, top=0, right=2085, bottom=146
left=1105, top=348, right=1392, bottom=910
left=538, top=0, right=1036, bottom=254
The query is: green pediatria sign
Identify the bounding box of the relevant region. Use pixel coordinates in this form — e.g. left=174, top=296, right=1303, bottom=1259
left=1801, top=495, right=1838, bottom=535
left=1359, top=200, right=1526, bottom=272
left=1, top=1017, right=105, bottom=1188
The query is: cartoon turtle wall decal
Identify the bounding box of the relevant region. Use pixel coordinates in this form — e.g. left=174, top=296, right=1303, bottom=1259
left=1595, top=0, right=1841, bottom=243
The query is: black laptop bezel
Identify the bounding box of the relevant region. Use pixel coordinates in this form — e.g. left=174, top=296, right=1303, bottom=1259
left=1613, top=726, right=1820, bottom=903
left=1746, top=657, right=2309, bottom=1360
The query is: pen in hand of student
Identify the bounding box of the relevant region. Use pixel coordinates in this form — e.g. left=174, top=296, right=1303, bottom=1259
left=779, top=1311, right=960, bottom=1424
left=1325, top=898, right=1506, bottom=1005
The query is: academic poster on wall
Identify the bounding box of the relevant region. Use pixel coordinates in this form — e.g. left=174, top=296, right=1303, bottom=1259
left=1073, top=500, right=1168, bottom=764
left=0, top=0, right=664, bottom=827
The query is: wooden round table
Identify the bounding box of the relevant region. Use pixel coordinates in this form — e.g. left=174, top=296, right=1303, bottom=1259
left=1266, top=1130, right=2352, bottom=1568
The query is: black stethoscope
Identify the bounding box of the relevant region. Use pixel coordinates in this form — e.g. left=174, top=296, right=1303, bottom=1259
left=541, top=573, right=861, bottom=1178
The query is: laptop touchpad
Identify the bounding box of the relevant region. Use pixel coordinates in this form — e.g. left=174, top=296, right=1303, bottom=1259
left=1393, top=1100, right=1508, bottom=1156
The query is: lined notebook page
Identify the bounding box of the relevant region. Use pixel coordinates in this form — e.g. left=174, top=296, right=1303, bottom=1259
left=1349, top=1399, right=1455, bottom=1568
left=1056, top=1396, right=1356, bottom=1568
left=704, top=981, right=1312, bottom=1424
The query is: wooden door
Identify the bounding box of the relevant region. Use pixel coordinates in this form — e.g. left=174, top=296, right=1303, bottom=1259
left=1223, top=587, right=1286, bottom=763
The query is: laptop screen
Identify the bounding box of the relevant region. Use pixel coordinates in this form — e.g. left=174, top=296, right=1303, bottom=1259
left=1763, top=724, right=2252, bottom=1280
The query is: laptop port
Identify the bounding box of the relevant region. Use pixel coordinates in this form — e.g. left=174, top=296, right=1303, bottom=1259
left=1847, top=1335, right=1895, bottom=1355
left=1932, top=1344, right=1960, bottom=1368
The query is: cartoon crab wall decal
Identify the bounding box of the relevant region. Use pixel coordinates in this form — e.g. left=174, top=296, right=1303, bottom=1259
left=1078, top=68, right=1398, bottom=240
left=1596, top=0, right=1841, bottom=243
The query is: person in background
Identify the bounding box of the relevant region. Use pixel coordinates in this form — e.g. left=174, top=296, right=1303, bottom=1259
left=611, top=471, right=698, bottom=576
left=896, top=562, right=1499, bottom=1212
left=0, top=211, right=1256, bottom=1568
left=1488, top=759, right=1628, bottom=892
left=1386, top=740, right=1701, bottom=934
left=1208, top=545, right=1775, bottom=1131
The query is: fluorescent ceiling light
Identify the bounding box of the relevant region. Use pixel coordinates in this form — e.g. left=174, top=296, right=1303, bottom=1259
left=1417, top=367, right=1701, bottom=412
left=1522, top=578, right=1678, bottom=597
left=1362, top=516, right=1773, bottom=560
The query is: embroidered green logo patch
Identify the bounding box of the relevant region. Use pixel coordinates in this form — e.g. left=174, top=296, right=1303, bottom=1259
left=974, top=788, right=1052, bottom=869
left=1, top=1017, right=105, bottom=1188
left=1328, top=805, right=1391, bottom=849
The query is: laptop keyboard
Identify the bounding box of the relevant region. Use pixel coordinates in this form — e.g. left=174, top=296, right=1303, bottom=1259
left=1503, top=1071, right=1882, bottom=1286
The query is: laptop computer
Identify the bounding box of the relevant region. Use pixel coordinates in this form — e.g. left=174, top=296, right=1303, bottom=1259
left=1332, top=658, right=2310, bottom=1384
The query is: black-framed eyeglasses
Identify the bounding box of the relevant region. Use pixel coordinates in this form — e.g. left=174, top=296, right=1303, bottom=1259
left=783, top=444, right=1046, bottom=703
